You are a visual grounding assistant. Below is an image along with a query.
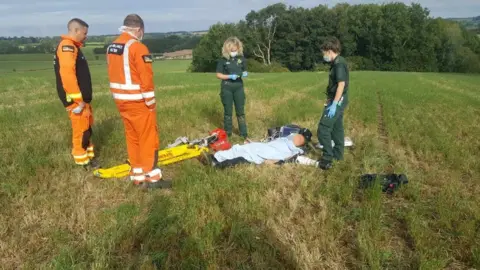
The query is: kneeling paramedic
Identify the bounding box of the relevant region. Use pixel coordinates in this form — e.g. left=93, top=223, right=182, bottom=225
left=107, top=14, right=170, bottom=188
left=54, top=18, right=98, bottom=168
left=203, top=128, right=314, bottom=168
left=317, top=37, right=350, bottom=170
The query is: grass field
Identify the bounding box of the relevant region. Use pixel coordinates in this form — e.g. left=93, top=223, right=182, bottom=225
left=0, top=54, right=189, bottom=73
left=0, top=54, right=104, bottom=73
left=0, top=59, right=479, bottom=269
left=0, top=45, right=105, bottom=72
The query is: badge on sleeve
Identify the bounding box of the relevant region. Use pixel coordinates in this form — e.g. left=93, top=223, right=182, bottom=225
left=142, top=54, right=153, bottom=63
left=62, top=45, right=75, bottom=52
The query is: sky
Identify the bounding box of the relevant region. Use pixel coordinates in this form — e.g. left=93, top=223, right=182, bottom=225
left=0, top=0, right=479, bottom=37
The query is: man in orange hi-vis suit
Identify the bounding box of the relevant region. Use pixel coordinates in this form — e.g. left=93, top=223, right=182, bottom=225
left=107, top=14, right=171, bottom=189
left=54, top=18, right=99, bottom=169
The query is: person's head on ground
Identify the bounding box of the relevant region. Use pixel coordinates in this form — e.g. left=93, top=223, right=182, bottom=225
left=120, top=14, right=145, bottom=40
left=321, top=36, right=341, bottom=63
left=292, top=128, right=312, bottom=147
left=67, top=18, right=89, bottom=43
left=299, top=128, right=312, bottom=142
left=222, top=37, right=243, bottom=59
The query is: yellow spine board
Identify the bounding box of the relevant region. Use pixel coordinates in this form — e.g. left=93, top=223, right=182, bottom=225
left=93, top=144, right=209, bottom=179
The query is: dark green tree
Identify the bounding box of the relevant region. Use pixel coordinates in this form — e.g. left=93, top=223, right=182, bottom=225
left=244, top=3, right=287, bottom=65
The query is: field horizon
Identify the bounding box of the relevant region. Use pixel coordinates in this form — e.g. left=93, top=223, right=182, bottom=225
left=1, top=58, right=479, bottom=269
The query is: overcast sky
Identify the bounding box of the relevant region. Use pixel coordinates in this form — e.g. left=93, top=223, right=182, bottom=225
left=0, top=0, right=479, bottom=37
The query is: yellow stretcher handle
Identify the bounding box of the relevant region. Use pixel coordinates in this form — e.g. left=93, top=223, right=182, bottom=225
left=92, top=144, right=210, bottom=179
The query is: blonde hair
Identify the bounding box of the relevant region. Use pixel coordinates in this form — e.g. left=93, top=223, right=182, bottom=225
left=222, top=37, right=244, bottom=59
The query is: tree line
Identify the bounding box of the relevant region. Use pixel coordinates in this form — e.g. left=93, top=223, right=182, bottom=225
left=0, top=34, right=201, bottom=55
left=191, top=3, right=480, bottom=73
left=0, top=38, right=57, bottom=54
left=92, top=35, right=201, bottom=54
left=451, top=16, right=480, bottom=31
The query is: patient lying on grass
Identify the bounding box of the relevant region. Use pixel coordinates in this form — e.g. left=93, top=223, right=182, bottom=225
left=201, top=128, right=317, bottom=168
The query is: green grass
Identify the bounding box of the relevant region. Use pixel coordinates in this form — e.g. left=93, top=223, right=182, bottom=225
left=0, top=60, right=55, bottom=72
left=0, top=53, right=102, bottom=73
left=1, top=42, right=106, bottom=72
left=0, top=53, right=191, bottom=73
left=84, top=42, right=105, bottom=46
left=0, top=58, right=479, bottom=269
left=0, top=53, right=54, bottom=61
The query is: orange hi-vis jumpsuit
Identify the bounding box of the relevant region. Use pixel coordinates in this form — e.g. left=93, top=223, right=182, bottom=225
left=106, top=32, right=161, bottom=183
left=54, top=35, right=95, bottom=165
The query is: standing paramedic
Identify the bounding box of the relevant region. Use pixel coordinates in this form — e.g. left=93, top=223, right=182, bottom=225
left=317, top=37, right=350, bottom=170
left=54, top=18, right=98, bottom=169
left=107, top=14, right=171, bottom=189
left=215, top=37, right=249, bottom=143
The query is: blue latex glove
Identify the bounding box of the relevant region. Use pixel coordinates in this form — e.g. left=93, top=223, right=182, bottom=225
left=242, top=71, right=248, bottom=78
left=326, top=101, right=338, bottom=118
left=72, top=102, right=85, bottom=114
left=228, top=74, right=238, bottom=80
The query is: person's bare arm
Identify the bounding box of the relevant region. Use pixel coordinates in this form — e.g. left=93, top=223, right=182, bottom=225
left=216, top=73, right=231, bottom=80
left=333, top=81, right=345, bottom=102
left=333, top=63, right=347, bottom=102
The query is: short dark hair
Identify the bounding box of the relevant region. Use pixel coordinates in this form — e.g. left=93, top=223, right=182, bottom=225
left=321, top=37, right=341, bottom=53
left=68, top=18, right=89, bottom=29
left=123, top=14, right=144, bottom=29
left=299, top=128, right=312, bottom=142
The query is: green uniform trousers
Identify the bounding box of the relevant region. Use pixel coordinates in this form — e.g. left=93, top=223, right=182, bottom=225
left=317, top=96, right=348, bottom=162
left=220, top=82, right=248, bottom=138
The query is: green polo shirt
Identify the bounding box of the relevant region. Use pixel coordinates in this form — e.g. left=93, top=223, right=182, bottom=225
left=326, top=55, right=349, bottom=99
left=216, top=56, right=246, bottom=83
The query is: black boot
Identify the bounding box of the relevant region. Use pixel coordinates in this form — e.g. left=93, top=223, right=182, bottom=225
left=83, top=158, right=101, bottom=171
left=89, top=158, right=101, bottom=169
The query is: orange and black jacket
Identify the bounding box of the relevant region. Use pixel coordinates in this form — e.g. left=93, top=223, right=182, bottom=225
left=53, top=35, right=93, bottom=107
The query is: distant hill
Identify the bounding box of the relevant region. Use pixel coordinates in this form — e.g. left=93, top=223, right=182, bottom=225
left=0, top=29, right=206, bottom=55
left=447, top=16, right=480, bottom=30
left=161, top=30, right=208, bottom=36
left=142, top=30, right=207, bottom=40
left=0, top=30, right=209, bottom=40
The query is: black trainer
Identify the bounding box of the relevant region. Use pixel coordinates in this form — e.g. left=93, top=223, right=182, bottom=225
left=317, top=159, right=333, bottom=170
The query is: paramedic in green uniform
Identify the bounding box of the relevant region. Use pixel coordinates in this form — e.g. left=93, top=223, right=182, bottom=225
left=216, top=37, right=249, bottom=142
left=317, top=37, right=349, bottom=170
